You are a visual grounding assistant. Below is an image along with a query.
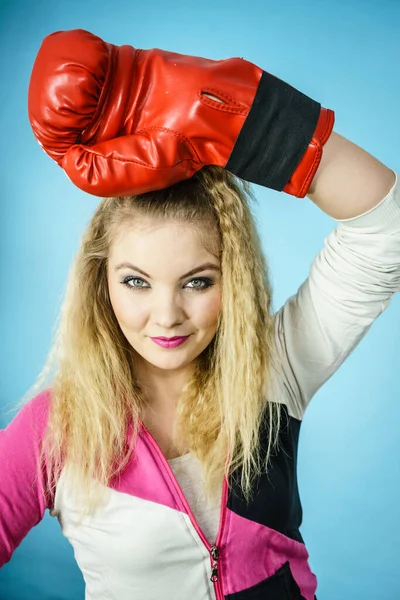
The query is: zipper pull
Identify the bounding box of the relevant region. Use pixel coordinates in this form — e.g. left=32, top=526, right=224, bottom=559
left=210, top=566, right=219, bottom=583
left=210, top=545, right=219, bottom=582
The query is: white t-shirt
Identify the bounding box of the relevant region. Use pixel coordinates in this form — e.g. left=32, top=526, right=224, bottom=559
left=168, top=453, right=221, bottom=543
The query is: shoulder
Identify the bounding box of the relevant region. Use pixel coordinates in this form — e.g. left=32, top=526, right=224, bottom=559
left=3, top=388, right=53, bottom=442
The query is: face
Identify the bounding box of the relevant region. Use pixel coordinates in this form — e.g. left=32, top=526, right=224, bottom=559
left=107, top=218, right=222, bottom=389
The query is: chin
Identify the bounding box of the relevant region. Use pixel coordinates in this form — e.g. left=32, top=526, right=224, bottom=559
left=147, top=357, right=195, bottom=372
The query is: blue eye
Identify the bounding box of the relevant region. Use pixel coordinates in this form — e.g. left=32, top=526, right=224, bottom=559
left=121, top=276, right=214, bottom=291
left=186, top=278, right=213, bottom=290
left=122, top=277, right=148, bottom=289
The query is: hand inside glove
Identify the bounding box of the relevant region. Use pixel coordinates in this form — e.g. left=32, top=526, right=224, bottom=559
left=28, top=29, right=334, bottom=198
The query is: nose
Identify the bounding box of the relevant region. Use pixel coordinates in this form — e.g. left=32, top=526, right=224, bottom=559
left=151, top=290, right=186, bottom=329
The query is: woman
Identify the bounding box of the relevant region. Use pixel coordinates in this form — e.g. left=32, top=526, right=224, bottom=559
left=0, top=29, right=398, bottom=600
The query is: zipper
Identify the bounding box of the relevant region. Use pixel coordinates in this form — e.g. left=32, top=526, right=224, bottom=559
left=140, top=423, right=228, bottom=600
left=209, top=475, right=228, bottom=600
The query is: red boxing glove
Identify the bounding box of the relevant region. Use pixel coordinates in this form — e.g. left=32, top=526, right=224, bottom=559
left=28, top=29, right=334, bottom=198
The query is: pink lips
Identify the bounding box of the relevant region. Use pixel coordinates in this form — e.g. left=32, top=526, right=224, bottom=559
left=150, top=336, right=190, bottom=348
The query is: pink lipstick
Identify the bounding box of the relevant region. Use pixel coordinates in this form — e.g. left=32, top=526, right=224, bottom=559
left=150, top=336, right=190, bottom=348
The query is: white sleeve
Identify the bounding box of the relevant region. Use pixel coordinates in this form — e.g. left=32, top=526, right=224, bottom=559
left=272, top=170, right=400, bottom=419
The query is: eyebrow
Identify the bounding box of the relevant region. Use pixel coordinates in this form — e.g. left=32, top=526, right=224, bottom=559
left=114, top=261, right=221, bottom=279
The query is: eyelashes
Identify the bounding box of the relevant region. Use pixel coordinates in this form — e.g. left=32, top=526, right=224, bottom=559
left=120, top=276, right=215, bottom=292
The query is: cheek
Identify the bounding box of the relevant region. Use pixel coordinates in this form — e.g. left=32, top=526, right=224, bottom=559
left=108, top=281, right=145, bottom=329
left=197, top=291, right=222, bottom=328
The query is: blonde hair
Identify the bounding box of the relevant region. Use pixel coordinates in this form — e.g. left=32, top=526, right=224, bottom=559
left=9, top=166, right=281, bottom=519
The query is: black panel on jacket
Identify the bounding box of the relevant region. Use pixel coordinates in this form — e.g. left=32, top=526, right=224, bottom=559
left=227, top=403, right=303, bottom=542
left=225, top=561, right=307, bottom=600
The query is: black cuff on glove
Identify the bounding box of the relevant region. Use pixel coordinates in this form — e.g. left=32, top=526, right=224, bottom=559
left=225, top=70, right=321, bottom=191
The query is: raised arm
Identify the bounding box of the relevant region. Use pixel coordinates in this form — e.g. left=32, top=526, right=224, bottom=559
left=307, top=131, right=395, bottom=218
left=272, top=138, right=400, bottom=418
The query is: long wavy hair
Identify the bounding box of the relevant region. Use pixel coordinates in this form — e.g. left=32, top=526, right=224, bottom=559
left=9, top=166, right=282, bottom=519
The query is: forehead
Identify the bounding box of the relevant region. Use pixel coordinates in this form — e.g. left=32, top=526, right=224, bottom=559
left=109, top=219, right=220, bottom=264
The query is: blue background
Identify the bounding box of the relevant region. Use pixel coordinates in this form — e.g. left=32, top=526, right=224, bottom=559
left=0, top=0, right=399, bottom=598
